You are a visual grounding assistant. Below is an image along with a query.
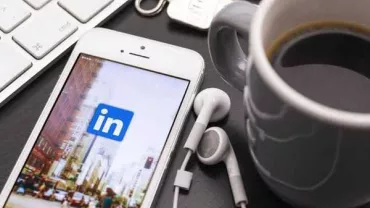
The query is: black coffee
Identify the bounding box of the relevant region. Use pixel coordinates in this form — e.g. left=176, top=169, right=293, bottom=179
left=269, top=22, right=370, bottom=113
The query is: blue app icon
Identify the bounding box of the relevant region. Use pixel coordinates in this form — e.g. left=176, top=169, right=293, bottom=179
left=87, top=104, right=134, bottom=142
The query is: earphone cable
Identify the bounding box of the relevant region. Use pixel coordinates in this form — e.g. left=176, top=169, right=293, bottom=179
left=181, top=150, right=193, bottom=169
left=173, top=150, right=193, bottom=208
left=241, top=202, right=247, bottom=208
left=173, top=187, right=180, bottom=208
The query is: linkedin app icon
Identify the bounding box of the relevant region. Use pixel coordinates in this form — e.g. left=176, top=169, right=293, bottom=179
left=87, top=103, right=134, bottom=142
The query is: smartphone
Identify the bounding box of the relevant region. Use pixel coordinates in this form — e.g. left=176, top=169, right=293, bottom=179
left=0, top=28, right=204, bottom=208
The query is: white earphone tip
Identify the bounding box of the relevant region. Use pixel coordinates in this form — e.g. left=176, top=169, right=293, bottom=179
left=197, top=128, right=221, bottom=159
left=197, top=127, right=229, bottom=165
left=194, top=88, right=231, bottom=122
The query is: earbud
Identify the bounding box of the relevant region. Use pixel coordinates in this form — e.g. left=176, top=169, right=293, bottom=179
left=173, top=89, right=247, bottom=208
left=184, top=88, right=231, bottom=152
left=193, top=88, right=231, bottom=124
left=197, top=127, right=248, bottom=207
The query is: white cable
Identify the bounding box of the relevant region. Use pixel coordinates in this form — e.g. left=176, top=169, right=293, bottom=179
left=181, top=150, right=193, bottom=170
left=173, top=150, right=193, bottom=208
left=240, top=202, right=247, bottom=208
left=173, top=187, right=180, bottom=208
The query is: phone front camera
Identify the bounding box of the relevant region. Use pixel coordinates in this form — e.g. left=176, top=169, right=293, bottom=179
left=140, top=46, right=145, bottom=50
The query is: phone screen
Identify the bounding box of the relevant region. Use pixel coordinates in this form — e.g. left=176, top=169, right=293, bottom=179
left=4, top=54, right=189, bottom=208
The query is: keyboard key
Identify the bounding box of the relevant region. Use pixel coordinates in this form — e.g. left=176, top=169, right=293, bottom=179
left=23, top=0, right=51, bottom=10
left=0, top=43, right=32, bottom=91
left=58, top=0, right=113, bottom=23
left=13, top=6, right=78, bottom=59
left=0, top=1, right=31, bottom=33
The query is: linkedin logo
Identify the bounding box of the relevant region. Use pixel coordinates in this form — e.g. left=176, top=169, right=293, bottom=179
left=87, top=104, right=134, bottom=142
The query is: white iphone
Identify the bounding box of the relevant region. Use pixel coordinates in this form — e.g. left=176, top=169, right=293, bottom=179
left=0, top=28, right=204, bottom=208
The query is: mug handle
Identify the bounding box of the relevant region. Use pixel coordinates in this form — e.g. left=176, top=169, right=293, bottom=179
left=208, top=1, right=257, bottom=91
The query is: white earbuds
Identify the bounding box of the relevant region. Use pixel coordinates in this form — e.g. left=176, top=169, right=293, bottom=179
left=193, top=88, right=231, bottom=124
left=184, top=88, right=231, bottom=152
left=197, top=127, right=248, bottom=207
left=173, top=88, right=248, bottom=208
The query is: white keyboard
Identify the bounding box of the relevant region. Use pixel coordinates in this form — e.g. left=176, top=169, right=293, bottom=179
left=0, top=0, right=130, bottom=106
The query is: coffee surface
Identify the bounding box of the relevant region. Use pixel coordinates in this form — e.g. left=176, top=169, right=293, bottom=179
left=269, top=24, right=370, bottom=113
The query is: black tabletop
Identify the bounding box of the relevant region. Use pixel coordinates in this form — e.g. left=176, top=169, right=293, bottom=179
left=0, top=2, right=365, bottom=208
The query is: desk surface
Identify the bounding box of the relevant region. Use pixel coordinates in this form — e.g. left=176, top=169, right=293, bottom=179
left=0, top=3, right=367, bottom=208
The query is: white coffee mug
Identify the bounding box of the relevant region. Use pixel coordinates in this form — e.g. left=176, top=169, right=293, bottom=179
left=208, top=0, right=370, bottom=207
